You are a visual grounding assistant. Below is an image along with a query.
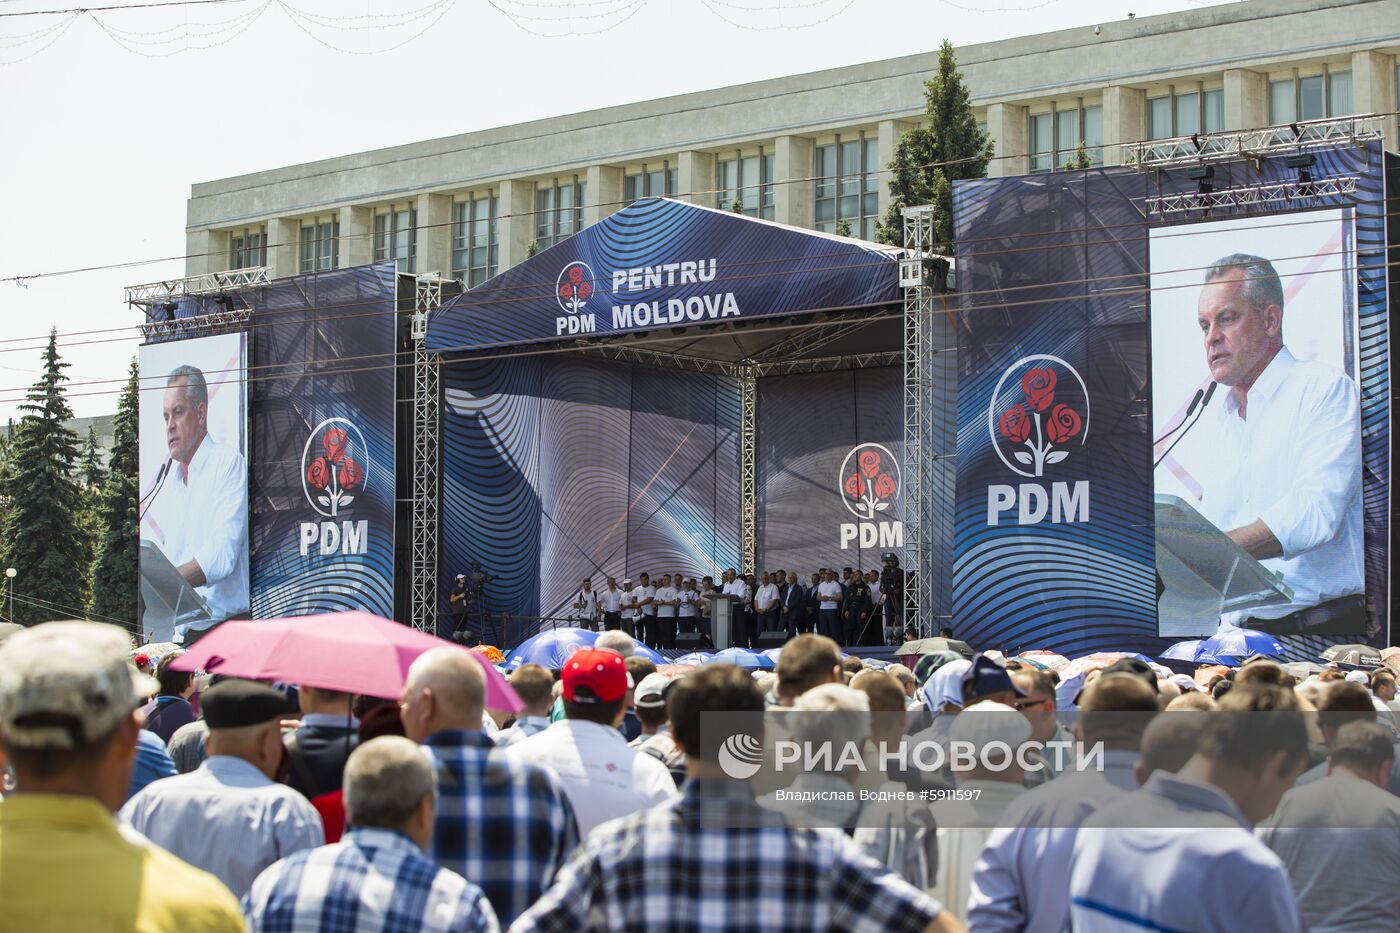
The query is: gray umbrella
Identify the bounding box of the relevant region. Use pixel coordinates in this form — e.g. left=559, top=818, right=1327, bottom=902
left=1320, top=643, right=1383, bottom=668
left=895, top=637, right=975, bottom=658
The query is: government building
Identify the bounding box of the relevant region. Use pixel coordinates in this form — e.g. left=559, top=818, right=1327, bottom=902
left=184, top=0, right=1399, bottom=285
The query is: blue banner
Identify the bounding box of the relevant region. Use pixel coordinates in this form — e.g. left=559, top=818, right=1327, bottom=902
left=428, top=197, right=900, bottom=352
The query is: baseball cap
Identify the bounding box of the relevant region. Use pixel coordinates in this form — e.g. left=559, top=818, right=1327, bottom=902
left=562, top=648, right=629, bottom=704
left=634, top=672, right=676, bottom=709
left=962, top=653, right=1027, bottom=701
left=0, top=620, right=159, bottom=749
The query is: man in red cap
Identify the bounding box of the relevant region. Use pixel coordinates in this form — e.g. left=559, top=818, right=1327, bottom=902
left=502, top=647, right=677, bottom=836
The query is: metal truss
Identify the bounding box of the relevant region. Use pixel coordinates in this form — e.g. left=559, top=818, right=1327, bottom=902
left=1122, top=114, right=1384, bottom=171
left=1145, top=176, right=1359, bottom=214
left=126, top=267, right=271, bottom=308
left=739, top=365, right=757, bottom=575
left=752, top=350, right=902, bottom=378
left=411, top=274, right=444, bottom=633
left=578, top=344, right=740, bottom=376
left=748, top=316, right=881, bottom=363
left=137, top=303, right=251, bottom=340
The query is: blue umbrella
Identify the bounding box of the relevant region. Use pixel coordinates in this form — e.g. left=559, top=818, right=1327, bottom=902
left=670, top=651, right=713, bottom=666
left=503, top=627, right=597, bottom=670
left=1161, top=640, right=1203, bottom=662
left=631, top=643, right=665, bottom=664
left=1194, top=626, right=1284, bottom=660
left=761, top=647, right=783, bottom=662
left=705, top=647, right=776, bottom=670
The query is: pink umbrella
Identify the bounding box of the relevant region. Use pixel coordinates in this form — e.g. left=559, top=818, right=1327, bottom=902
left=169, top=611, right=522, bottom=712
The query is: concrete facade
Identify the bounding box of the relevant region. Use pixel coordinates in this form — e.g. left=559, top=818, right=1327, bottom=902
left=186, top=0, right=1400, bottom=281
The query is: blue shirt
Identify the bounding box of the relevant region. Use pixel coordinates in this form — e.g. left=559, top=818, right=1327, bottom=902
left=1070, top=771, right=1303, bottom=933
left=423, top=729, right=579, bottom=926
left=125, top=729, right=177, bottom=803
left=243, top=827, right=499, bottom=933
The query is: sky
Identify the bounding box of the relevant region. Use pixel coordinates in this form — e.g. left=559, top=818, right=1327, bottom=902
left=0, top=0, right=1226, bottom=422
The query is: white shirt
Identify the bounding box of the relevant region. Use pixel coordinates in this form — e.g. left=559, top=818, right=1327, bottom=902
left=573, top=588, right=598, bottom=622
left=677, top=589, right=699, bottom=617
left=654, top=586, right=677, bottom=618
left=633, top=584, right=657, bottom=616
left=502, top=719, right=677, bottom=837
left=151, top=433, right=250, bottom=626
left=1193, top=348, right=1363, bottom=620
left=722, top=578, right=750, bottom=602
left=119, top=755, right=323, bottom=899
left=817, top=580, right=843, bottom=610
left=599, top=587, right=624, bottom=613
left=754, top=583, right=780, bottom=613
left=869, top=578, right=882, bottom=603
left=1070, top=771, right=1303, bottom=933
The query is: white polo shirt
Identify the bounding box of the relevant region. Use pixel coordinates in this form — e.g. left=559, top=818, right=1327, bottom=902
left=677, top=589, right=699, bottom=618
left=599, top=586, right=624, bottom=614
left=574, top=588, right=598, bottom=622
left=502, top=719, right=678, bottom=837
left=654, top=586, right=677, bottom=618
left=754, top=583, right=780, bottom=613
left=634, top=585, right=657, bottom=617
left=817, top=580, right=843, bottom=610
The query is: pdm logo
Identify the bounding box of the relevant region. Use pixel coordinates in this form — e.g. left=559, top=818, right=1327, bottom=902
left=838, top=443, right=903, bottom=551
left=299, top=418, right=370, bottom=556
left=986, top=356, right=1091, bottom=526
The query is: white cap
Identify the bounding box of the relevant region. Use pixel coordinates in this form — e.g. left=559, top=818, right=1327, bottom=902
left=949, top=699, right=1033, bottom=751
left=1345, top=670, right=1370, bottom=684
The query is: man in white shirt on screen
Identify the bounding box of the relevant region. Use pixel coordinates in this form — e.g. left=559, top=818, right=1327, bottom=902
left=1189, top=254, right=1364, bottom=634
left=155, top=365, right=250, bottom=639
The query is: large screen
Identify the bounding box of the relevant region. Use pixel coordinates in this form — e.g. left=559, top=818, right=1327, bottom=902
left=138, top=332, right=249, bottom=643
left=1150, top=209, right=1365, bottom=636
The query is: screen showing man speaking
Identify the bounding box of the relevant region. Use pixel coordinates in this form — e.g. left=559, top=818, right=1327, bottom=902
left=137, top=332, right=250, bottom=643
left=1150, top=209, right=1364, bottom=637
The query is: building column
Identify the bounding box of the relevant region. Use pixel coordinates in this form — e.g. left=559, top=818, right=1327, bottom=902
left=416, top=193, right=453, bottom=276
left=339, top=205, right=373, bottom=269
left=186, top=229, right=229, bottom=276
left=585, top=164, right=625, bottom=226
left=986, top=103, right=1028, bottom=177
left=677, top=150, right=717, bottom=208
left=773, top=136, right=814, bottom=228
left=1224, top=68, right=1267, bottom=130
left=1353, top=50, right=1398, bottom=154
left=499, top=179, right=537, bottom=270
left=1101, top=86, right=1145, bottom=166
left=269, top=218, right=300, bottom=280
left=876, top=120, right=910, bottom=217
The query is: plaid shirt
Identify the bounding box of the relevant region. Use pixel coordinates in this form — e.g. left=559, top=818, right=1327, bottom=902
left=242, top=827, right=499, bottom=933
left=511, top=778, right=944, bottom=933
left=423, top=730, right=580, bottom=926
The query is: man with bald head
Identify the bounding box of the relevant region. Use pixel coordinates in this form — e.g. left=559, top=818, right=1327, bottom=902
left=148, top=363, right=250, bottom=639
left=1184, top=253, right=1363, bottom=634
left=400, top=647, right=579, bottom=926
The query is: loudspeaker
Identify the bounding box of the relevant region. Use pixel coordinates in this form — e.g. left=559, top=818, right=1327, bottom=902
left=756, top=631, right=788, bottom=651
left=676, top=631, right=708, bottom=651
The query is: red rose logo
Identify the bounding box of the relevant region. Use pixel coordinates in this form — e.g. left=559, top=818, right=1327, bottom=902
left=339, top=457, right=363, bottom=491
left=874, top=473, right=897, bottom=498
left=1021, top=368, right=1056, bottom=412
left=1045, top=404, right=1082, bottom=444
left=306, top=457, right=329, bottom=490
left=568, top=266, right=583, bottom=285
left=998, top=404, right=1031, bottom=443
left=559, top=283, right=572, bottom=299
left=323, top=427, right=348, bottom=463
left=859, top=449, right=881, bottom=478
left=844, top=474, right=866, bottom=498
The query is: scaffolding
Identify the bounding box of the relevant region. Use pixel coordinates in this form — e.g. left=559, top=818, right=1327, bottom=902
left=410, top=274, right=443, bottom=633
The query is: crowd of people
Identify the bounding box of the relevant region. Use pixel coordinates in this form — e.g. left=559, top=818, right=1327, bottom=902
left=559, top=554, right=908, bottom=650
left=2, top=618, right=1399, bottom=932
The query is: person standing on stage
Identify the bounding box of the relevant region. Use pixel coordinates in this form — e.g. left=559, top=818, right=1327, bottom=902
left=654, top=575, right=678, bottom=650
left=867, top=569, right=882, bottom=612
left=816, top=570, right=844, bottom=643
left=599, top=577, right=625, bottom=632
left=781, top=570, right=806, bottom=639
left=677, top=579, right=700, bottom=637
left=879, top=553, right=905, bottom=646
left=754, top=572, right=781, bottom=637
left=449, top=574, right=468, bottom=639
left=697, top=577, right=717, bottom=644
left=620, top=578, right=636, bottom=638
left=805, top=572, right=822, bottom=635
left=634, top=573, right=657, bottom=648
left=845, top=570, right=874, bottom=646
left=572, top=578, right=599, bottom=631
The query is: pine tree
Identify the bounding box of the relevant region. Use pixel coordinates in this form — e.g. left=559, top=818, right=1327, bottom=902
left=0, top=330, right=86, bottom=624
left=91, top=359, right=140, bottom=626
left=1063, top=141, right=1092, bottom=170
left=82, top=424, right=107, bottom=489
left=876, top=40, right=993, bottom=251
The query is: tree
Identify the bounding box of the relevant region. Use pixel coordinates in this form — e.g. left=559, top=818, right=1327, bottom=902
left=1063, top=141, right=1092, bottom=171
left=876, top=40, right=992, bottom=251
left=82, top=423, right=107, bottom=490
left=835, top=218, right=853, bottom=238
left=0, top=329, right=86, bottom=625
left=91, top=359, right=140, bottom=626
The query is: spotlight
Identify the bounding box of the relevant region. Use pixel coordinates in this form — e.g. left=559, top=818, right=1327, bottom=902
left=1285, top=154, right=1316, bottom=196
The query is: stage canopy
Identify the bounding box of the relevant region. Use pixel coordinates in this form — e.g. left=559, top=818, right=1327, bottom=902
left=427, top=197, right=903, bottom=356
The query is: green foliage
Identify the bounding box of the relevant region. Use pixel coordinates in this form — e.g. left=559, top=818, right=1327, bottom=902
left=835, top=218, right=853, bottom=238
left=1063, top=141, right=1092, bottom=171
left=91, top=359, right=140, bottom=626
left=876, top=40, right=993, bottom=251
left=82, top=424, right=106, bottom=489
left=0, top=330, right=85, bottom=624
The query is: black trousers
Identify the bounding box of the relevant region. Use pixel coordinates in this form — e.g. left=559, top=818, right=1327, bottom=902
left=603, top=611, right=622, bottom=631
left=757, top=610, right=780, bottom=634
left=637, top=614, right=657, bottom=647
left=658, top=616, right=677, bottom=649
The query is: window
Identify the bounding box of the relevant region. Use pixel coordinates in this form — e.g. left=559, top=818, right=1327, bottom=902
left=535, top=177, right=586, bottom=251
left=1149, top=86, right=1224, bottom=139
left=623, top=162, right=679, bottom=204
left=373, top=205, right=416, bottom=273
left=298, top=216, right=339, bottom=274
left=813, top=135, right=878, bottom=238
left=1031, top=102, right=1103, bottom=171
left=229, top=226, right=267, bottom=270
left=717, top=149, right=774, bottom=220
left=1028, top=112, right=1053, bottom=172
left=452, top=195, right=498, bottom=288
left=1270, top=70, right=1353, bottom=125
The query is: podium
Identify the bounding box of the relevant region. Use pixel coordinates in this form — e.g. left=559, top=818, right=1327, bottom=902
left=1155, top=495, right=1293, bottom=637
left=139, top=540, right=214, bottom=644
left=710, top=594, right=736, bottom=650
